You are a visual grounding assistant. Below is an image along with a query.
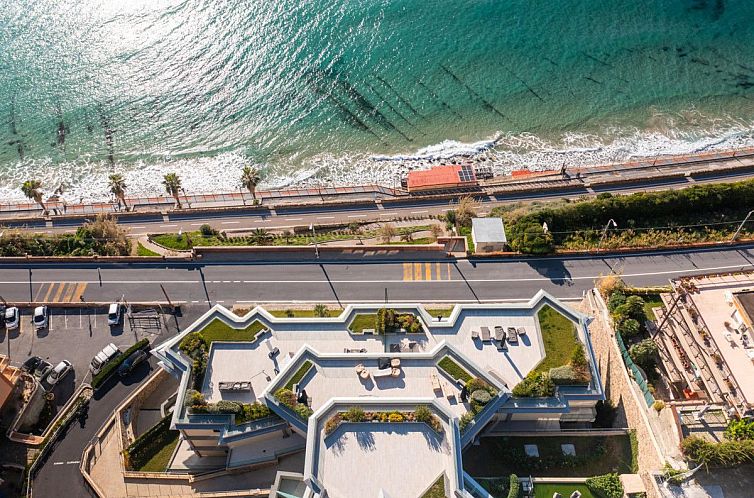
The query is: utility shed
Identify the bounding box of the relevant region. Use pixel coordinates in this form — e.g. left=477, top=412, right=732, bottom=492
left=471, top=217, right=507, bottom=253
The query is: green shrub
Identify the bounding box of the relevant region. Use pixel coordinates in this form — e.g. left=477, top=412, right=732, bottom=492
left=607, top=290, right=627, bottom=312
left=571, top=343, right=588, bottom=370
left=325, top=414, right=342, bottom=435
left=725, top=418, right=754, bottom=441
left=236, top=402, right=271, bottom=424
left=682, top=435, right=754, bottom=467
left=617, top=318, right=641, bottom=339
left=512, top=371, right=555, bottom=397
left=466, top=377, right=498, bottom=396
left=507, top=474, right=520, bottom=498
left=199, top=224, right=218, bottom=237
left=185, top=390, right=205, bottom=407
left=344, top=406, right=366, bottom=422
left=216, top=400, right=242, bottom=414
left=614, top=296, right=646, bottom=324
left=123, top=415, right=177, bottom=471
left=629, top=339, right=659, bottom=372
left=414, top=405, right=432, bottom=423
left=471, top=390, right=492, bottom=405
left=549, top=365, right=583, bottom=385
left=91, top=338, right=150, bottom=389
left=509, top=221, right=554, bottom=254
left=295, top=404, right=313, bottom=419
left=586, top=473, right=623, bottom=498
left=459, top=412, right=474, bottom=432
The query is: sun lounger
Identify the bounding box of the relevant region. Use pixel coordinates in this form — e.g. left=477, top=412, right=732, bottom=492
left=390, top=368, right=400, bottom=377
left=355, top=364, right=370, bottom=380
left=373, top=368, right=393, bottom=379
left=390, top=358, right=401, bottom=368
left=507, top=327, right=518, bottom=343
left=481, top=327, right=491, bottom=342
left=444, top=381, right=455, bottom=401
left=517, top=327, right=527, bottom=336
left=431, top=373, right=442, bottom=394
left=471, top=329, right=479, bottom=340
left=494, top=326, right=504, bottom=341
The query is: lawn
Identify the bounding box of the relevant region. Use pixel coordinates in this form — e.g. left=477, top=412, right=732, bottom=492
left=462, top=435, right=635, bottom=478
left=135, top=431, right=180, bottom=472
left=533, top=305, right=580, bottom=374
left=438, top=356, right=473, bottom=383
left=425, top=307, right=455, bottom=318
left=348, top=314, right=376, bottom=334
left=285, top=360, right=314, bottom=390
left=136, top=242, right=160, bottom=256
left=383, top=237, right=435, bottom=245
left=150, top=233, right=195, bottom=250
left=200, top=319, right=267, bottom=343
left=421, top=476, right=445, bottom=498
left=268, top=308, right=343, bottom=318
left=642, top=294, right=663, bottom=322
left=534, top=484, right=595, bottom=498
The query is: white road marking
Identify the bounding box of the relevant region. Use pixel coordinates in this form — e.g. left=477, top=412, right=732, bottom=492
left=379, top=212, right=399, bottom=216
left=317, top=216, right=335, bottom=220
left=129, top=226, right=146, bottom=229
left=159, top=224, right=178, bottom=228
left=221, top=221, right=240, bottom=225
left=411, top=210, right=428, bottom=214
left=347, top=214, right=367, bottom=218
left=190, top=223, right=204, bottom=226
left=66, top=460, right=80, bottom=465
left=285, top=218, right=303, bottom=221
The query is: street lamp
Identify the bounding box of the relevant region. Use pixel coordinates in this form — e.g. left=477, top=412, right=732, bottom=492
left=598, top=219, right=618, bottom=250
left=732, top=210, right=754, bottom=242
left=310, top=224, right=319, bottom=259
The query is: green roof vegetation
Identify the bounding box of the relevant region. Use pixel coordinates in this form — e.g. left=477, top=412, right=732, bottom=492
left=534, top=305, right=580, bottom=374
left=425, top=307, right=455, bottom=318
left=285, top=360, right=314, bottom=390
left=199, top=319, right=266, bottom=343
left=268, top=309, right=343, bottom=318
left=348, top=313, right=376, bottom=334
left=136, top=242, right=160, bottom=256
left=421, top=476, right=446, bottom=498
left=438, top=356, right=473, bottom=383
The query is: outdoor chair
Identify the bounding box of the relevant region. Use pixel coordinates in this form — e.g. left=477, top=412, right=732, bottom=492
left=471, top=329, right=479, bottom=340
left=570, top=491, right=581, bottom=498
left=494, top=326, right=504, bottom=341
left=507, top=327, right=518, bottom=343
left=481, top=327, right=491, bottom=342
left=390, top=358, right=401, bottom=368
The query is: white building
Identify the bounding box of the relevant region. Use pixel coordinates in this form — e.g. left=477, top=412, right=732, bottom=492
left=471, top=217, right=507, bottom=253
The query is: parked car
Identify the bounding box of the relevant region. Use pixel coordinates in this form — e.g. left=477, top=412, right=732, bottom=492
left=107, top=303, right=123, bottom=326
left=33, top=306, right=48, bottom=330
left=33, top=360, right=53, bottom=380
left=46, top=360, right=73, bottom=385
left=21, top=356, right=42, bottom=373
left=90, top=343, right=120, bottom=375
left=117, top=349, right=149, bottom=377
left=5, top=307, right=19, bottom=330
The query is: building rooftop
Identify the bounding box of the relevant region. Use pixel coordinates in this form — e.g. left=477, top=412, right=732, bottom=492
left=472, top=217, right=507, bottom=243
left=406, top=164, right=476, bottom=191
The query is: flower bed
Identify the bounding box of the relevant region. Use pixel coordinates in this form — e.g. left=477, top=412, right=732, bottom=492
left=437, top=356, right=473, bottom=383
left=324, top=405, right=443, bottom=436
left=184, top=391, right=272, bottom=424
left=274, top=388, right=313, bottom=420
left=284, top=360, right=314, bottom=390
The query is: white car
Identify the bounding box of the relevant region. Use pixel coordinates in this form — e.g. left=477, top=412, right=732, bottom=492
left=33, top=306, right=48, bottom=330
left=90, top=343, right=120, bottom=375
left=107, top=303, right=123, bottom=326
left=46, top=360, right=72, bottom=385
left=4, top=307, right=19, bottom=330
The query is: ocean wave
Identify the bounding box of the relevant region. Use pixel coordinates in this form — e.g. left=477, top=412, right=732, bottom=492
left=1, top=124, right=754, bottom=203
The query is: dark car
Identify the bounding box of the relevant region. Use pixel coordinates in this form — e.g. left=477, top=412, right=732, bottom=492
left=33, top=360, right=53, bottom=380
left=117, top=349, right=149, bottom=377
left=21, top=356, right=43, bottom=373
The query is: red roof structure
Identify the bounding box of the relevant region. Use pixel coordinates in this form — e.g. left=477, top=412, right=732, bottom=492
left=406, top=165, right=477, bottom=192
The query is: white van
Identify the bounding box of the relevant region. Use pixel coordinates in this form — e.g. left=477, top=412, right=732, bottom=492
left=90, top=343, right=120, bottom=375
left=107, top=303, right=123, bottom=326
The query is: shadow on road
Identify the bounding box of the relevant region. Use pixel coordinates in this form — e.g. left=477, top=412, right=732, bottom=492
left=525, top=259, right=573, bottom=286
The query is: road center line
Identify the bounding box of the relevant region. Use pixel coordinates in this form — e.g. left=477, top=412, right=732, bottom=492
left=221, top=221, right=240, bottom=224
left=347, top=214, right=367, bottom=218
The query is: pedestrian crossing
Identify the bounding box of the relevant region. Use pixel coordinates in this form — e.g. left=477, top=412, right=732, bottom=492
left=33, top=282, right=88, bottom=303
left=402, top=262, right=452, bottom=281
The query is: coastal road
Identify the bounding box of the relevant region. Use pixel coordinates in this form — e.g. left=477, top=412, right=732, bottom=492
left=1, top=245, right=754, bottom=305
left=12, top=165, right=754, bottom=236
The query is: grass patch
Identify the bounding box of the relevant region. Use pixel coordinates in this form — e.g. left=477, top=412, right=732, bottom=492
left=421, top=476, right=445, bottom=498
left=438, top=356, right=473, bottom=383
left=533, top=305, right=580, bottom=374
left=425, top=307, right=455, bottom=318
left=268, top=309, right=343, bottom=318
left=285, top=361, right=314, bottom=390
left=151, top=233, right=194, bottom=250
left=383, top=237, right=435, bottom=245
left=642, top=294, right=663, bottom=322
left=200, top=319, right=266, bottom=343
left=534, top=484, right=595, bottom=498
left=349, top=314, right=376, bottom=334
left=136, top=242, right=160, bottom=256
left=136, top=431, right=179, bottom=472
left=463, top=435, right=635, bottom=478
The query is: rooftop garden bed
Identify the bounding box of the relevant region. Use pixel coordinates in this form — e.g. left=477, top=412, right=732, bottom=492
left=348, top=313, right=377, bottom=334
left=424, top=307, right=455, bottom=318
left=284, top=360, right=314, bottom=390
left=324, top=405, right=443, bottom=436
left=274, top=388, right=313, bottom=420
left=513, top=305, right=589, bottom=397
left=348, top=309, right=424, bottom=334
left=437, top=356, right=473, bottom=383
left=534, top=483, right=595, bottom=498
left=268, top=307, right=343, bottom=318
left=462, top=434, right=636, bottom=478
left=421, top=476, right=446, bottom=498
left=459, top=378, right=500, bottom=433
left=199, top=318, right=266, bottom=343
left=184, top=391, right=272, bottom=424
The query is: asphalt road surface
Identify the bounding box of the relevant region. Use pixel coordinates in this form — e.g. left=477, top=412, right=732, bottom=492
left=1, top=245, right=753, bottom=307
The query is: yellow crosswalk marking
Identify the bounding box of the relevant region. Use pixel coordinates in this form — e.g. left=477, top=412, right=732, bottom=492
left=34, top=283, right=48, bottom=302
left=403, top=262, right=413, bottom=281
left=436, top=262, right=441, bottom=281
left=42, top=283, right=56, bottom=302
left=447, top=262, right=452, bottom=280
left=71, top=282, right=87, bottom=302
left=62, top=282, right=78, bottom=302
left=425, top=263, right=432, bottom=281
left=413, top=263, right=422, bottom=280
left=52, top=283, right=68, bottom=303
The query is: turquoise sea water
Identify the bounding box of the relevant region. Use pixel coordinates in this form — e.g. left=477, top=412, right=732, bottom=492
left=1, top=0, right=754, bottom=199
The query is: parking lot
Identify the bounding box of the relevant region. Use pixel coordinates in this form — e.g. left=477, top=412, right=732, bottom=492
left=0, top=304, right=205, bottom=416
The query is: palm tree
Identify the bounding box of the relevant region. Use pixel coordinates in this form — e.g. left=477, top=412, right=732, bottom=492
left=21, top=180, right=46, bottom=214
left=241, top=165, right=261, bottom=202
left=108, top=173, right=128, bottom=211
left=162, top=173, right=182, bottom=208
left=313, top=304, right=328, bottom=318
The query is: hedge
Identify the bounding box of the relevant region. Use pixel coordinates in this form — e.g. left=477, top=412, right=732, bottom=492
left=507, top=474, right=520, bottom=498
left=284, top=360, right=314, bottom=390
left=681, top=435, right=754, bottom=467
left=91, top=338, right=150, bottom=389
left=585, top=473, right=623, bottom=498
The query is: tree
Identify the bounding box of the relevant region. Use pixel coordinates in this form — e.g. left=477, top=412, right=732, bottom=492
left=614, top=295, right=646, bottom=324
left=400, top=231, right=414, bottom=243
left=108, top=173, right=128, bottom=211
left=21, top=179, right=46, bottom=214
left=282, top=230, right=293, bottom=244
left=313, top=304, right=328, bottom=318
left=162, top=173, right=183, bottom=208
left=629, top=338, right=658, bottom=372
left=379, top=223, right=397, bottom=243
left=617, top=318, right=641, bottom=339
left=607, top=290, right=627, bottom=312
left=250, top=228, right=272, bottom=245
left=430, top=225, right=443, bottom=241
left=241, top=165, right=261, bottom=201
left=510, top=222, right=554, bottom=254
left=444, top=210, right=457, bottom=230
left=456, top=196, right=476, bottom=227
